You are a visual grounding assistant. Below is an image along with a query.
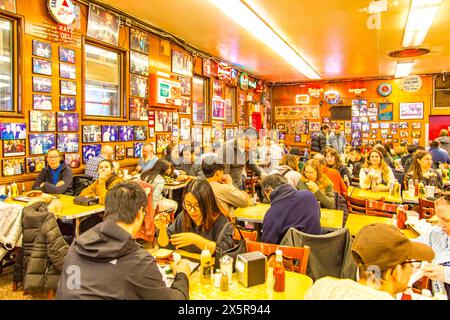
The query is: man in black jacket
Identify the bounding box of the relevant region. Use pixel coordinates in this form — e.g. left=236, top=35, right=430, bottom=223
left=311, top=124, right=329, bottom=154
left=56, top=181, right=191, bottom=300
left=32, top=148, right=74, bottom=195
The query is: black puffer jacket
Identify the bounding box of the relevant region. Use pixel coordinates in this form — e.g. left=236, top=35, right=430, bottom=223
left=311, top=131, right=327, bottom=153
left=14, top=201, right=68, bottom=292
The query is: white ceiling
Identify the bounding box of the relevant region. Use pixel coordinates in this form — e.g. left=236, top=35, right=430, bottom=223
left=97, top=0, right=450, bottom=82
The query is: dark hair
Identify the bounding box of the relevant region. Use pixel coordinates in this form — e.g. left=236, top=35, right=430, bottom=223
left=47, top=148, right=61, bottom=157
left=182, top=179, right=222, bottom=232
left=407, top=150, right=431, bottom=181
left=350, top=147, right=361, bottom=153
left=104, top=182, right=148, bottom=224
left=261, top=174, right=288, bottom=195
left=141, top=159, right=170, bottom=183
left=202, top=156, right=225, bottom=178
left=407, top=144, right=417, bottom=154
left=430, top=140, right=439, bottom=148
left=321, top=124, right=329, bottom=131
left=98, top=159, right=118, bottom=189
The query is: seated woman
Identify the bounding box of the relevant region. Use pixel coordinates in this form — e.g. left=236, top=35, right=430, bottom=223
left=359, top=149, right=396, bottom=191
left=79, top=160, right=122, bottom=205
left=405, top=150, right=443, bottom=190
left=374, top=144, right=395, bottom=169
left=140, top=159, right=178, bottom=214
left=269, top=154, right=301, bottom=188
left=155, top=179, right=234, bottom=254
left=297, top=159, right=336, bottom=209
left=323, top=147, right=351, bottom=184
left=176, top=145, right=204, bottom=181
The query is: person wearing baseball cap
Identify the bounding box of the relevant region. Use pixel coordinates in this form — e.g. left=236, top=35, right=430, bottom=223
left=305, top=223, right=434, bottom=300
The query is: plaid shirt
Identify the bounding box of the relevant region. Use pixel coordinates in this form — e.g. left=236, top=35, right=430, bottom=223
left=84, top=156, right=105, bottom=179
left=415, top=227, right=450, bottom=298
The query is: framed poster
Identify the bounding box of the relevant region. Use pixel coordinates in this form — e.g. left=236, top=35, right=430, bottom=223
left=29, top=133, right=56, bottom=155
left=82, top=144, right=102, bottom=163
left=179, top=76, right=192, bottom=96
left=60, top=96, right=76, bottom=111
left=26, top=156, right=45, bottom=173
left=134, top=142, right=144, bottom=158
left=2, top=158, right=25, bottom=176
left=82, top=125, right=101, bottom=143
left=115, top=145, right=125, bottom=160
left=129, top=98, right=149, bottom=121
left=180, top=118, right=191, bottom=140
left=130, top=74, right=148, bottom=98
left=171, top=50, right=193, bottom=77
left=30, top=111, right=56, bottom=132
left=156, top=134, right=172, bottom=154
left=1, top=123, right=26, bottom=140
left=133, top=126, right=147, bottom=141
left=57, top=133, right=79, bottom=153
left=192, top=127, right=202, bottom=145
left=60, top=80, right=76, bottom=95
left=378, top=102, right=393, bottom=121
left=59, top=63, right=76, bottom=79
left=57, top=112, right=79, bottom=132
left=101, top=125, right=119, bottom=142
left=212, top=98, right=225, bottom=120
left=130, top=51, right=149, bottom=76
left=155, top=110, right=173, bottom=132
left=399, top=102, right=424, bottom=120
left=156, top=76, right=181, bottom=106
left=0, top=0, right=16, bottom=13
left=32, top=76, right=51, bottom=93
left=59, top=47, right=75, bottom=63
left=203, top=127, right=212, bottom=146
left=126, top=147, right=134, bottom=158
left=32, top=39, right=51, bottom=58
left=130, top=28, right=149, bottom=54
left=87, top=3, right=120, bottom=46
left=64, top=153, right=81, bottom=169
left=180, top=97, right=191, bottom=114
left=119, top=126, right=134, bottom=141
left=32, top=58, right=52, bottom=76
left=32, top=94, right=52, bottom=110
left=2, top=139, right=25, bottom=157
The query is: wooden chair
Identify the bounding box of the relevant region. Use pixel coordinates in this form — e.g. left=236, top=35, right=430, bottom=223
left=343, top=194, right=367, bottom=215
left=244, top=169, right=258, bottom=195
left=245, top=239, right=310, bottom=274
left=233, top=225, right=258, bottom=241
left=419, top=197, right=435, bottom=220
left=366, top=199, right=397, bottom=218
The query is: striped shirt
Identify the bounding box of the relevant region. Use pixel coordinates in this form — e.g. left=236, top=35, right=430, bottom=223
left=84, top=156, right=105, bottom=180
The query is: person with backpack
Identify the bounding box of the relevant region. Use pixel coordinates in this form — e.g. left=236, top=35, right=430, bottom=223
left=269, top=154, right=301, bottom=188
left=311, top=124, right=329, bottom=154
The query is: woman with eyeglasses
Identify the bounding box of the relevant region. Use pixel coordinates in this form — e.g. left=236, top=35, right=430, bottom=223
left=406, top=150, right=443, bottom=189
left=323, top=147, right=351, bottom=184
left=297, top=159, right=336, bottom=209
left=359, top=149, right=396, bottom=192
left=155, top=179, right=234, bottom=254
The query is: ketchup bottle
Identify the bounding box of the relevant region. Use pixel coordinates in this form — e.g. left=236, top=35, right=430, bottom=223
left=273, top=249, right=285, bottom=292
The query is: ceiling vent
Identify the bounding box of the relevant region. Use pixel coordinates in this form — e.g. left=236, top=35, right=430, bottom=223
left=388, top=48, right=430, bottom=58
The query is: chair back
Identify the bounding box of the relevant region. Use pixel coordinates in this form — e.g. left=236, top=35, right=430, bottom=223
left=233, top=225, right=257, bottom=241
left=343, top=194, right=367, bottom=215
left=334, top=192, right=349, bottom=227
left=419, top=197, right=435, bottom=219
left=72, top=175, right=94, bottom=196
left=366, top=199, right=397, bottom=218
left=245, top=239, right=310, bottom=274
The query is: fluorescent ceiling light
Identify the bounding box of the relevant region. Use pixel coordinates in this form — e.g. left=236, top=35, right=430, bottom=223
left=394, top=61, right=414, bottom=78
left=210, top=0, right=321, bottom=79
left=402, top=0, right=442, bottom=47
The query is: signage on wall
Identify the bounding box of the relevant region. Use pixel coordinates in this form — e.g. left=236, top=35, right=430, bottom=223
left=295, top=94, right=310, bottom=104
left=239, top=72, right=249, bottom=90
left=218, top=62, right=232, bottom=80
left=324, top=90, right=340, bottom=104
left=255, top=80, right=264, bottom=93
left=156, top=77, right=181, bottom=106
left=348, top=88, right=367, bottom=95
left=48, top=0, right=76, bottom=25
left=377, top=82, right=392, bottom=96
left=248, top=78, right=257, bottom=89
left=58, top=23, right=73, bottom=42
left=400, top=75, right=422, bottom=92
left=308, top=88, right=323, bottom=98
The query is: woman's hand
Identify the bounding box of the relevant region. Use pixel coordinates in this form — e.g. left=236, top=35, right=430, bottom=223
left=177, top=174, right=189, bottom=182
left=422, top=263, right=446, bottom=282
left=306, top=181, right=319, bottom=193
left=169, top=232, right=201, bottom=249
left=155, top=213, right=168, bottom=230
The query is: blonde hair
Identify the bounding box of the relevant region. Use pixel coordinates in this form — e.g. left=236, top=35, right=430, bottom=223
left=279, top=154, right=299, bottom=172
left=363, top=149, right=391, bottom=183
left=301, top=159, right=333, bottom=191
left=440, top=129, right=449, bottom=137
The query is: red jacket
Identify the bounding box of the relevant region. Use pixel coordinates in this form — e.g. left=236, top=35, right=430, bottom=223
left=323, top=166, right=347, bottom=195
left=135, top=181, right=156, bottom=243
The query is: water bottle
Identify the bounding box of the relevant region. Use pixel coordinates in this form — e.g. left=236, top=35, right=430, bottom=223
left=408, top=179, right=415, bottom=198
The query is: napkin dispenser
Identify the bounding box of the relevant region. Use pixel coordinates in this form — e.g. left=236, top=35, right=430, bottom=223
left=235, top=251, right=267, bottom=288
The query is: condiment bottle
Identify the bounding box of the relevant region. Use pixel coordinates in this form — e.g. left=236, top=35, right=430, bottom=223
left=22, top=183, right=25, bottom=195
left=220, top=271, right=229, bottom=291
left=273, top=249, right=285, bottom=292
left=10, top=182, right=18, bottom=197
left=220, top=255, right=233, bottom=285
left=418, top=182, right=425, bottom=197
left=414, top=179, right=419, bottom=196
left=200, top=247, right=211, bottom=284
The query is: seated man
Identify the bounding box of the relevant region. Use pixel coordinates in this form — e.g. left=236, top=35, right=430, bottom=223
left=136, top=144, right=159, bottom=173
left=348, top=147, right=365, bottom=178
left=85, top=145, right=115, bottom=180
left=415, top=194, right=450, bottom=299
left=429, top=140, right=450, bottom=165
left=202, top=156, right=250, bottom=219
left=56, top=182, right=191, bottom=300
left=260, top=174, right=322, bottom=244
left=32, top=148, right=73, bottom=195
left=305, top=223, right=435, bottom=300
left=313, top=153, right=347, bottom=195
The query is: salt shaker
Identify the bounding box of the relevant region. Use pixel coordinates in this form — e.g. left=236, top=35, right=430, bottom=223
left=214, top=269, right=221, bottom=288
left=220, top=255, right=233, bottom=284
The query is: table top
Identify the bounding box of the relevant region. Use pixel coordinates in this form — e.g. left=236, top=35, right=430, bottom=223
left=164, top=181, right=188, bottom=190
left=348, top=186, right=405, bottom=203
left=6, top=194, right=105, bottom=220
left=189, top=267, right=313, bottom=300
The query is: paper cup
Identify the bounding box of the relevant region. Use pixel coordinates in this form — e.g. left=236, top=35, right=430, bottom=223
left=425, top=186, right=435, bottom=198
left=123, top=169, right=128, bottom=177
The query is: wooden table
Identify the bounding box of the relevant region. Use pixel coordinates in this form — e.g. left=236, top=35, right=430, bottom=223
left=164, top=181, right=188, bottom=199
left=7, top=195, right=105, bottom=236
left=189, top=267, right=313, bottom=300
left=348, top=186, right=404, bottom=203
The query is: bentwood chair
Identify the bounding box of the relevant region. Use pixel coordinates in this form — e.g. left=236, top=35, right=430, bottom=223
left=365, top=199, right=397, bottom=218
left=245, top=239, right=310, bottom=274
left=343, top=194, right=367, bottom=215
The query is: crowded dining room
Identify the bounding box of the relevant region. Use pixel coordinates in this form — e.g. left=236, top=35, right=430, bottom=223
left=1, top=0, right=450, bottom=305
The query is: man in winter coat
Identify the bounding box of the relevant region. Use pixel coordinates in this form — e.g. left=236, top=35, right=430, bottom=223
left=260, top=174, right=322, bottom=244
left=56, top=181, right=191, bottom=300
left=311, top=124, right=329, bottom=154
left=435, top=129, right=450, bottom=155
left=329, top=125, right=346, bottom=156
left=32, top=148, right=73, bottom=195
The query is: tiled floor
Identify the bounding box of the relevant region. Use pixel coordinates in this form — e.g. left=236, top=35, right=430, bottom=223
left=0, top=266, right=48, bottom=300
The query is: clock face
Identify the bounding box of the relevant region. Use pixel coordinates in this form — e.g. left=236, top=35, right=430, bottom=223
left=48, top=0, right=76, bottom=25
left=377, top=82, right=392, bottom=97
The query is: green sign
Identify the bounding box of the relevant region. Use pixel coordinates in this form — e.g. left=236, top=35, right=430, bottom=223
left=239, top=72, right=249, bottom=90
left=160, top=83, right=169, bottom=97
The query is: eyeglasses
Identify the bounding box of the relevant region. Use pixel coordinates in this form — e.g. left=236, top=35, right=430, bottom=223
left=47, top=156, right=60, bottom=159
left=401, top=261, right=422, bottom=269
left=304, top=170, right=316, bottom=175
left=183, top=202, right=200, bottom=212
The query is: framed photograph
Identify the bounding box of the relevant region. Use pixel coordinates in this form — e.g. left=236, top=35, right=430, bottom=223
left=203, top=127, right=212, bottom=146
left=30, top=111, right=56, bottom=132
left=173, top=112, right=179, bottom=124
left=130, top=51, right=149, bottom=76
left=391, top=129, right=398, bottom=135
left=32, top=58, right=52, bottom=76
left=180, top=118, right=191, bottom=141
left=400, top=131, right=409, bottom=138
left=380, top=122, right=390, bottom=129
left=82, top=144, right=102, bottom=164
left=57, top=112, right=79, bottom=132
left=126, top=147, right=134, bottom=158
left=115, top=145, right=125, bottom=160
left=57, top=133, right=79, bottom=153
left=130, top=28, right=149, bottom=54
left=401, top=139, right=409, bottom=145
left=345, top=128, right=352, bottom=136
left=82, top=125, right=101, bottom=143
left=60, top=96, right=76, bottom=111
left=390, top=122, right=399, bottom=130
left=100, top=125, right=118, bottom=142
left=322, top=116, right=330, bottom=123
left=378, top=102, right=393, bottom=121
left=351, top=123, right=361, bottom=131
left=33, top=94, right=52, bottom=110
left=371, top=135, right=377, bottom=139
left=213, top=79, right=223, bottom=99
left=212, top=98, right=225, bottom=120
left=134, top=142, right=144, bottom=158
left=2, top=158, right=25, bottom=177
left=225, top=128, right=235, bottom=141
left=29, top=133, right=56, bottom=155
left=361, top=123, right=370, bottom=132
left=129, top=98, right=149, bottom=121
left=87, top=3, right=120, bottom=46
left=171, top=50, right=193, bottom=77
left=32, top=39, right=52, bottom=58
left=26, top=156, right=45, bottom=173
left=371, top=129, right=378, bottom=134
left=399, top=122, right=409, bottom=129
left=156, top=134, right=172, bottom=154
left=412, top=131, right=421, bottom=138
left=119, top=126, right=134, bottom=141
left=362, top=133, right=370, bottom=138
left=381, top=129, right=389, bottom=135
left=277, top=123, right=286, bottom=131
left=279, top=132, right=286, bottom=141
left=64, top=153, right=81, bottom=169
left=32, top=76, right=51, bottom=93
left=359, top=117, right=369, bottom=123
left=180, top=97, right=191, bottom=114
left=1, top=122, right=26, bottom=140
left=149, top=128, right=155, bottom=138
left=59, top=47, right=75, bottom=63
left=133, top=126, right=147, bottom=141
left=412, top=122, right=422, bottom=129
left=371, top=123, right=379, bottom=129
left=294, top=135, right=301, bottom=143
left=60, top=80, right=76, bottom=95
left=155, top=110, right=173, bottom=132
left=179, top=76, right=192, bottom=96
left=130, top=74, right=148, bottom=98
left=399, top=102, right=424, bottom=120
left=412, top=138, right=420, bottom=145
left=59, top=63, right=76, bottom=79
left=203, top=59, right=212, bottom=77
left=192, top=127, right=202, bottom=145
left=2, top=139, right=25, bottom=157
left=309, top=122, right=320, bottom=131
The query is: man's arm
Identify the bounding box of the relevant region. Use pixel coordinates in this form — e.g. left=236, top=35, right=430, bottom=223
left=32, top=170, right=46, bottom=190
left=43, top=167, right=73, bottom=194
